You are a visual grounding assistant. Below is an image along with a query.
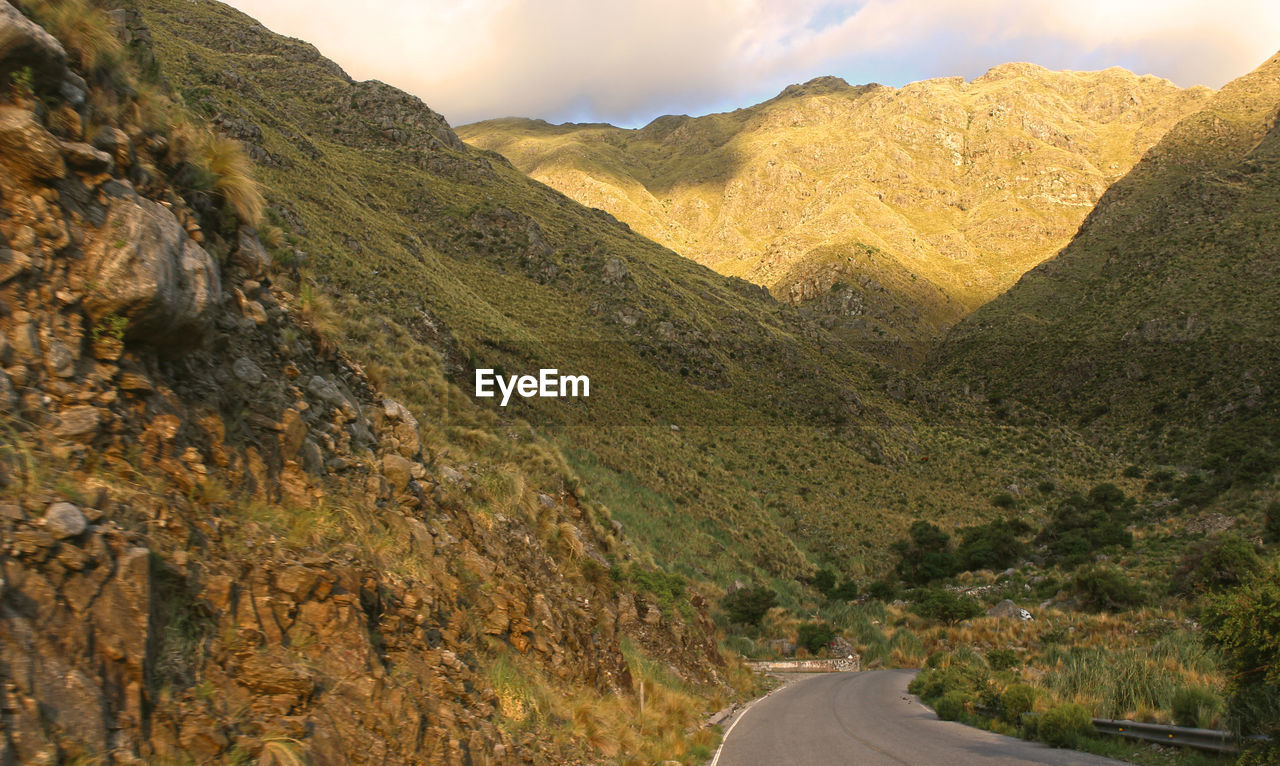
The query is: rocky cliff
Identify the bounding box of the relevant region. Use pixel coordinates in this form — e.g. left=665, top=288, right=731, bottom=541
left=0, top=4, right=731, bottom=763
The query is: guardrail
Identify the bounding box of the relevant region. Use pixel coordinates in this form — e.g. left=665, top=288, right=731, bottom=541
left=1091, top=718, right=1270, bottom=754
left=746, top=657, right=860, bottom=673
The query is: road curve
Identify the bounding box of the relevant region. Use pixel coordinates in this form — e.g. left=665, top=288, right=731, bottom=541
left=714, top=669, right=1125, bottom=766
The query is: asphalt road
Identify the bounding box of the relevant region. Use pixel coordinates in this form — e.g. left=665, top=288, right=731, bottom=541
left=713, top=669, right=1126, bottom=766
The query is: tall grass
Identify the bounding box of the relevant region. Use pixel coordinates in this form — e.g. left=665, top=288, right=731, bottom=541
left=23, top=0, right=122, bottom=72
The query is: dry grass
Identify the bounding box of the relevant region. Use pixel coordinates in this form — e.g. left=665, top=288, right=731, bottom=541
left=23, top=0, right=122, bottom=71
left=200, top=134, right=265, bottom=225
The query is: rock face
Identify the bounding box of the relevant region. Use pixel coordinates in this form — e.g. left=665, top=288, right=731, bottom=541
left=0, top=1, right=67, bottom=87
left=83, top=193, right=221, bottom=345
left=0, top=5, right=728, bottom=763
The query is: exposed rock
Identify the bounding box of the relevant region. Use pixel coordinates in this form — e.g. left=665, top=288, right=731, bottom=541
left=82, top=195, right=221, bottom=346
left=602, top=257, right=628, bottom=284
left=43, top=501, right=86, bottom=539
left=53, top=405, right=100, bottom=439
left=58, top=140, right=113, bottom=173
left=232, top=356, right=265, bottom=385
left=0, top=105, right=65, bottom=181
left=0, top=247, right=32, bottom=283
left=232, top=227, right=271, bottom=278
left=382, top=453, right=414, bottom=491
left=0, top=0, right=67, bottom=88
left=986, top=599, right=1021, bottom=618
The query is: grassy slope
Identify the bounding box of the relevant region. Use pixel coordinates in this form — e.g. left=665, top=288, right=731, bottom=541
left=934, top=52, right=1280, bottom=469
left=131, top=0, right=1122, bottom=593
left=459, top=70, right=1210, bottom=347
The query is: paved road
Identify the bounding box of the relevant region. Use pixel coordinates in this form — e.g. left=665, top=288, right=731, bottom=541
left=714, top=669, right=1125, bottom=766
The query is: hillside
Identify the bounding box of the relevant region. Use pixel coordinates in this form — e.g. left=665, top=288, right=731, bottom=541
left=0, top=2, right=737, bottom=763
left=934, top=51, right=1280, bottom=486
left=460, top=69, right=1210, bottom=349
left=117, top=0, right=1128, bottom=597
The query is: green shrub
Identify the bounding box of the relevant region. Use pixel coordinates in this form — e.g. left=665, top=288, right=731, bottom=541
left=1202, top=562, right=1280, bottom=740
left=1073, top=565, right=1144, bottom=612
left=721, top=585, right=776, bottom=626
left=986, top=648, right=1020, bottom=671
left=829, top=580, right=859, bottom=601
left=1175, top=533, right=1262, bottom=593
left=1039, top=485, right=1135, bottom=567
left=1037, top=702, right=1093, bottom=748
left=1171, top=686, right=1224, bottom=729
left=1001, top=684, right=1036, bottom=723
left=893, top=521, right=958, bottom=585
left=956, top=520, right=1031, bottom=572
left=1264, top=502, right=1280, bottom=545
left=796, top=622, right=836, bottom=655
left=811, top=567, right=837, bottom=597
left=912, top=588, right=983, bottom=624
left=867, top=580, right=896, bottom=601
left=934, top=690, right=969, bottom=721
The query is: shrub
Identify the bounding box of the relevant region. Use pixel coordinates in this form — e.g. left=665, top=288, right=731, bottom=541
left=1172, top=686, right=1224, bottom=729
left=893, top=521, right=958, bottom=584
left=1073, top=565, right=1144, bottom=612
left=934, top=690, right=969, bottom=721
left=1202, top=562, right=1280, bottom=740
left=1001, top=684, right=1036, bottom=723
left=991, top=492, right=1017, bottom=509
left=911, top=588, right=983, bottom=624
left=829, top=579, right=859, bottom=601
left=1037, top=702, right=1092, bottom=748
left=811, top=567, right=837, bottom=597
left=867, top=580, right=896, bottom=601
left=956, top=520, right=1031, bottom=572
left=986, top=648, right=1020, bottom=671
left=1264, top=502, right=1280, bottom=545
left=721, top=585, right=776, bottom=626
left=1174, top=533, right=1262, bottom=593
left=796, top=622, right=836, bottom=655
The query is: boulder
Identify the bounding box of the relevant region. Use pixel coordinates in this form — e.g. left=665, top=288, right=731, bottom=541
left=231, top=227, right=271, bottom=278
left=231, top=357, right=264, bottom=385
left=0, top=105, right=66, bottom=181
left=0, top=0, right=67, bottom=89
left=82, top=195, right=221, bottom=346
left=986, top=599, right=1021, bottom=618
left=43, top=501, right=86, bottom=539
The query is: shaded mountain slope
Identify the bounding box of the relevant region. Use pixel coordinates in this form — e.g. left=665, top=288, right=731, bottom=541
left=934, top=52, right=1280, bottom=487
left=460, top=69, right=1210, bottom=348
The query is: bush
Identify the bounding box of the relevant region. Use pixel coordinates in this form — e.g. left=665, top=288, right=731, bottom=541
left=1073, top=565, right=1144, bottom=612
left=721, top=585, right=776, bottom=626
left=1174, top=533, right=1262, bottom=593
left=892, top=521, right=959, bottom=585
left=912, top=588, right=983, bottom=624
left=1264, top=502, right=1280, bottom=545
left=956, top=520, right=1031, bottom=572
left=934, top=690, right=969, bottom=721
left=1001, top=684, right=1037, bottom=723
left=796, top=622, right=837, bottom=655
left=867, top=580, right=896, bottom=601
left=1037, top=702, right=1093, bottom=748
left=1039, top=485, right=1135, bottom=567
left=986, top=648, right=1020, bottom=671
left=1172, top=686, right=1224, bottom=729
left=811, top=568, right=837, bottom=597
left=829, top=580, right=859, bottom=601
left=1202, top=562, right=1280, bottom=739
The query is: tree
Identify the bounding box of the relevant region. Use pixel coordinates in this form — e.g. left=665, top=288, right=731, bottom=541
left=721, top=585, right=777, bottom=626
left=911, top=587, right=982, bottom=624
left=1202, top=563, right=1280, bottom=754
left=796, top=622, right=836, bottom=654
left=893, top=521, right=958, bottom=584
left=1073, top=565, right=1144, bottom=612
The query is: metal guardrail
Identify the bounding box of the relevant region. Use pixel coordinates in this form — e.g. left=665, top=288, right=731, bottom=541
left=1091, top=718, right=1261, bottom=754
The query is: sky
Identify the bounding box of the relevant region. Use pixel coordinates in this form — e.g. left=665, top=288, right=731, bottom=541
left=221, top=0, right=1280, bottom=128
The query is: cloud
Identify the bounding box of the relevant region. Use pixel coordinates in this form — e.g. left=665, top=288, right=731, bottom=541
left=223, top=0, right=1280, bottom=126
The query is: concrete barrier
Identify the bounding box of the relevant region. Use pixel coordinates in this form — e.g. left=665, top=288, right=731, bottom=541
left=747, top=656, right=861, bottom=673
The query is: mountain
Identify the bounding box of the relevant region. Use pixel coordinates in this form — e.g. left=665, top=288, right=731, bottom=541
left=459, top=69, right=1210, bottom=350
left=933, top=52, right=1280, bottom=487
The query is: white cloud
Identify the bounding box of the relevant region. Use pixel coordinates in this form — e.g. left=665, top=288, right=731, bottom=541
left=222, top=0, right=1280, bottom=126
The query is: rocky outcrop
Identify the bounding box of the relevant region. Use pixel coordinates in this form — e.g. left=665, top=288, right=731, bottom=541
left=83, top=192, right=221, bottom=345
left=0, top=6, right=728, bottom=763
left=0, top=1, right=66, bottom=88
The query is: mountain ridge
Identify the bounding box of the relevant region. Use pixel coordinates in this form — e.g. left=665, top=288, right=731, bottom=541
left=460, top=64, right=1212, bottom=352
